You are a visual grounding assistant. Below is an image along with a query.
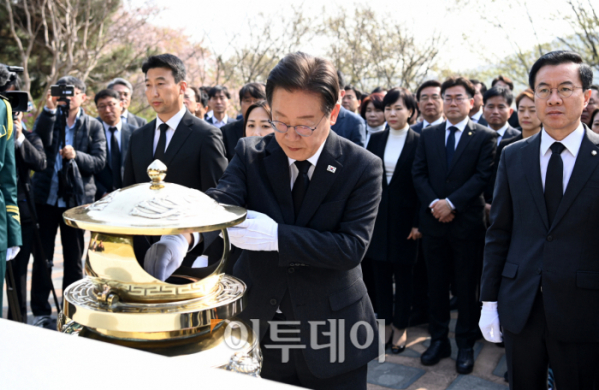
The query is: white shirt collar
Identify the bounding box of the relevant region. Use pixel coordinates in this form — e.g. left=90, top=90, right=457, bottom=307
left=494, top=123, right=509, bottom=137
left=102, top=120, right=122, bottom=132
left=446, top=117, right=469, bottom=132
left=540, top=122, right=585, bottom=158
left=213, top=114, right=229, bottom=125
left=470, top=108, right=483, bottom=121
left=156, top=106, right=186, bottom=131
left=287, top=135, right=327, bottom=168
left=367, top=123, right=386, bottom=133
left=423, top=117, right=444, bottom=128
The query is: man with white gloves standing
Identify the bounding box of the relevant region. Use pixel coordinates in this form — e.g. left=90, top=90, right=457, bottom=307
left=480, top=50, right=599, bottom=389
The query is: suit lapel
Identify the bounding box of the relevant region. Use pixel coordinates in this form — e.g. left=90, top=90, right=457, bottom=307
left=162, top=112, right=193, bottom=166
left=264, top=137, right=295, bottom=225
left=448, top=120, right=475, bottom=173
left=390, top=129, right=416, bottom=186
left=435, top=123, right=448, bottom=174
left=142, top=119, right=157, bottom=167
left=521, top=133, right=549, bottom=229
left=296, top=132, right=343, bottom=227
left=120, top=124, right=132, bottom=178
left=550, top=128, right=599, bottom=230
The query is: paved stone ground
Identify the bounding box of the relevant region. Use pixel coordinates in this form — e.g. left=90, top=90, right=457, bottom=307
left=3, top=231, right=509, bottom=389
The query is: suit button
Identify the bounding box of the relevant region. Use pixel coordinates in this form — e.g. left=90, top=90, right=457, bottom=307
left=537, top=268, right=542, bottom=275
left=269, top=299, right=277, bottom=306
left=288, top=268, right=295, bottom=274
left=547, top=235, right=553, bottom=242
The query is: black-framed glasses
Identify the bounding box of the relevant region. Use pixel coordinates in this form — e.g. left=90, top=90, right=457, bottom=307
left=535, top=86, right=583, bottom=99
left=268, top=114, right=326, bottom=137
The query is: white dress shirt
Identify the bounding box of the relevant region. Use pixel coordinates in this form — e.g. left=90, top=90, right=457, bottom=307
left=422, top=117, right=444, bottom=129
left=153, top=106, right=187, bottom=154
left=287, top=139, right=327, bottom=189
left=540, top=123, right=585, bottom=193
left=102, top=121, right=122, bottom=155
left=211, top=114, right=230, bottom=129
left=120, top=109, right=129, bottom=124
left=470, top=108, right=483, bottom=123
left=492, top=123, right=509, bottom=145
left=384, top=125, right=409, bottom=184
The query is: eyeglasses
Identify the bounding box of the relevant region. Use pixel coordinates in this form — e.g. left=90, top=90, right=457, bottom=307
left=420, top=95, right=441, bottom=102
left=535, top=86, right=582, bottom=99
left=269, top=114, right=326, bottom=137
left=443, top=96, right=468, bottom=104
left=97, top=102, right=118, bottom=111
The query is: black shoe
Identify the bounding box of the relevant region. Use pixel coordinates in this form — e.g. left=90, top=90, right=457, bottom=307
left=456, top=348, right=474, bottom=374
left=33, top=315, right=57, bottom=330
left=420, top=340, right=451, bottom=366
left=391, top=345, right=406, bottom=354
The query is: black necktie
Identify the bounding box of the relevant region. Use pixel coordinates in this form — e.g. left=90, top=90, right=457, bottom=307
left=292, top=160, right=311, bottom=220
left=446, top=126, right=458, bottom=166
left=545, top=142, right=566, bottom=226
left=154, top=123, right=169, bottom=162
left=108, top=127, right=122, bottom=190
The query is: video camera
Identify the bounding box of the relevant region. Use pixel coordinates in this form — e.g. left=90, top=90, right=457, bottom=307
left=0, top=65, right=29, bottom=114
left=50, top=84, right=75, bottom=98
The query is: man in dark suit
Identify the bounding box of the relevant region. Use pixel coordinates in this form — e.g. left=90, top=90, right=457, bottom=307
left=205, top=85, right=236, bottom=128
left=480, top=51, right=599, bottom=388
left=412, top=80, right=444, bottom=134
left=219, top=82, right=266, bottom=161
left=412, top=76, right=497, bottom=374
left=331, top=71, right=365, bottom=146
left=107, top=78, right=147, bottom=128
left=491, top=75, right=520, bottom=129
left=122, top=54, right=228, bottom=266
left=145, top=52, right=383, bottom=389
left=469, top=79, right=488, bottom=127
left=93, top=89, right=135, bottom=200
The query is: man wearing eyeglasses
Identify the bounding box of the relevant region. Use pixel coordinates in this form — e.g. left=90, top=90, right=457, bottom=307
left=145, top=52, right=383, bottom=389
left=412, top=76, right=497, bottom=374
left=93, top=89, right=135, bottom=200
left=480, top=51, right=599, bottom=388
left=412, top=80, right=444, bottom=134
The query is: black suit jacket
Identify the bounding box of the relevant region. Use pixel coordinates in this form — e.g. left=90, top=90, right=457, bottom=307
left=411, top=121, right=424, bottom=134
left=331, top=106, right=366, bottom=147
left=94, top=121, right=135, bottom=199
left=484, top=126, right=521, bottom=203
left=125, top=111, right=147, bottom=128
left=412, top=120, right=497, bottom=240
left=476, top=115, right=488, bottom=127
left=481, top=127, right=599, bottom=342
left=205, top=131, right=383, bottom=378
left=366, top=128, right=420, bottom=264
left=219, top=119, right=244, bottom=161
left=205, top=115, right=236, bottom=127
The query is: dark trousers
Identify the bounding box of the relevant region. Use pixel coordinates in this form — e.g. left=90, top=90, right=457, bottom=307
left=373, top=261, right=414, bottom=329
left=504, top=291, right=599, bottom=390
left=422, top=235, right=479, bottom=349
left=410, top=242, right=429, bottom=323
left=7, top=220, right=34, bottom=320
left=31, top=203, right=84, bottom=316
left=361, top=257, right=378, bottom=313
left=261, top=321, right=368, bottom=390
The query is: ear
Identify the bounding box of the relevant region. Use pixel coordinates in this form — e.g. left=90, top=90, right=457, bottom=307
left=509, top=107, right=514, bottom=117
left=583, top=88, right=592, bottom=108
left=329, top=102, right=341, bottom=126
left=179, top=81, right=188, bottom=95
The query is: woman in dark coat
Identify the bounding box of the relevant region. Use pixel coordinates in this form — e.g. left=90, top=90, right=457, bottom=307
left=366, top=87, right=421, bottom=353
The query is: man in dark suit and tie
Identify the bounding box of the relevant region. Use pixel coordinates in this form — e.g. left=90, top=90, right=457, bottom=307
left=219, top=82, right=266, bottom=161
left=107, top=78, right=147, bottom=128
left=205, top=85, right=236, bottom=128
left=145, top=52, right=383, bottom=389
left=469, top=79, right=488, bottom=127
left=412, top=76, right=497, bottom=374
left=480, top=51, right=599, bottom=388
left=412, top=80, right=444, bottom=134
left=331, top=71, right=366, bottom=147
left=93, top=89, right=134, bottom=200
left=122, top=53, right=228, bottom=265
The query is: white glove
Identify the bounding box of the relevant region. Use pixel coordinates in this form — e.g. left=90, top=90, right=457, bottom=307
left=479, top=301, right=502, bottom=343
left=144, top=234, right=188, bottom=281
left=6, top=246, right=20, bottom=261
left=227, top=210, right=278, bottom=252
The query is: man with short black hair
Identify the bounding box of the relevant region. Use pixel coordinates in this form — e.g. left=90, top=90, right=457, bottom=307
left=581, top=84, right=598, bottom=127
left=342, top=84, right=362, bottom=113
left=93, top=89, right=135, bottom=200
left=412, top=76, right=497, bottom=375
left=107, top=77, right=147, bottom=128
left=412, top=80, right=444, bottom=134
left=205, top=85, right=235, bottom=128
left=483, top=86, right=520, bottom=145
left=219, top=82, right=266, bottom=161
left=491, top=75, right=515, bottom=91
left=469, top=79, right=488, bottom=126
left=480, top=50, right=599, bottom=389
left=331, top=70, right=366, bottom=147
left=32, top=76, right=106, bottom=325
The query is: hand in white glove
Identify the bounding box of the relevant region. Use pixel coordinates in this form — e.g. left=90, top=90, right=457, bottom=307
left=6, top=246, right=20, bottom=261
left=144, top=234, right=188, bottom=281
left=479, top=301, right=502, bottom=343
left=227, top=210, right=278, bottom=252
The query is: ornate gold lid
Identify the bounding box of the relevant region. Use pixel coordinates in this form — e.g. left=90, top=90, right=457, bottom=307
left=63, top=160, right=245, bottom=235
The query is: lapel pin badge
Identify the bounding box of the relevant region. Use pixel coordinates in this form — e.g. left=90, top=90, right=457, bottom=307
left=593, top=150, right=597, bottom=156
left=468, top=131, right=473, bottom=136
left=327, top=165, right=337, bottom=173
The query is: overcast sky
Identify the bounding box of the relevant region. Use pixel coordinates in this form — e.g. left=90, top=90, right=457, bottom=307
left=138, top=0, right=576, bottom=73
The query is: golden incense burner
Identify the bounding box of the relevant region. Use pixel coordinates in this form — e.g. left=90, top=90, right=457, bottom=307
left=58, top=160, right=261, bottom=375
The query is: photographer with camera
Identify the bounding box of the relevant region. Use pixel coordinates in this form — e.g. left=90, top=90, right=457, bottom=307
left=0, top=65, right=22, bottom=312
left=31, top=76, right=106, bottom=327
left=1, top=71, right=47, bottom=322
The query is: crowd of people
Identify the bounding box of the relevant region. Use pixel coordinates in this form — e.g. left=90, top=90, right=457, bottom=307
left=1, top=48, right=598, bottom=390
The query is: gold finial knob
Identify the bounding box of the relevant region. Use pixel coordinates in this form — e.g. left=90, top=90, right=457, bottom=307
left=147, top=159, right=167, bottom=189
